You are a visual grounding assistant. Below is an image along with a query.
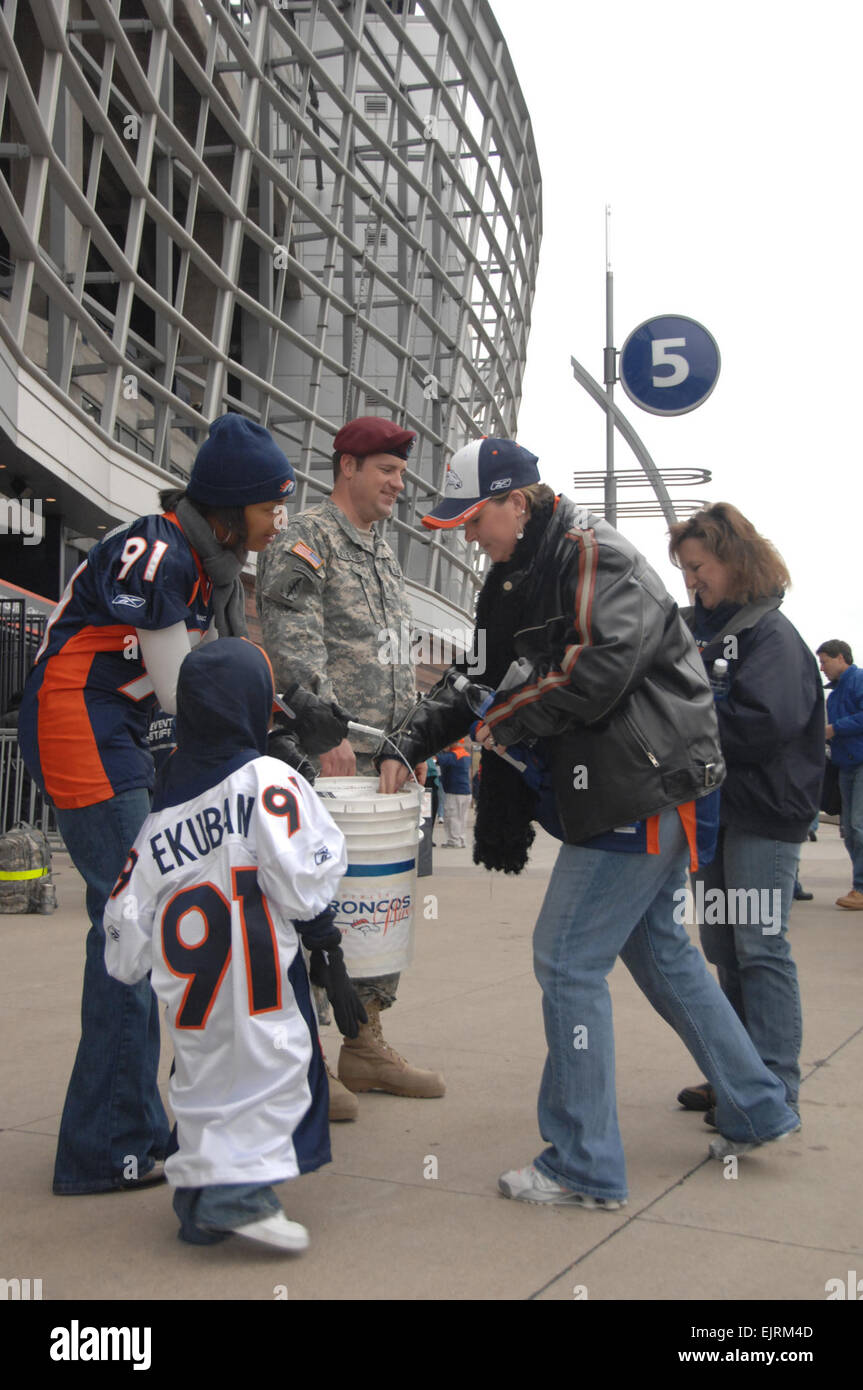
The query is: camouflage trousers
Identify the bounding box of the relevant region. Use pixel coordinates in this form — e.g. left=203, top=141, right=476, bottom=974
left=312, top=974, right=398, bottom=1028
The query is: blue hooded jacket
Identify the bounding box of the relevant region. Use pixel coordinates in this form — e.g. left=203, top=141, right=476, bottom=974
left=153, top=638, right=273, bottom=812
left=826, top=664, right=863, bottom=768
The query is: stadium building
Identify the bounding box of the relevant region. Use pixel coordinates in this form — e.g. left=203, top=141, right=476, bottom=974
left=0, top=0, right=541, bottom=647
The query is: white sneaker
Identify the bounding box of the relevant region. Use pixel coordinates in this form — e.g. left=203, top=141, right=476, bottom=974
left=232, top=1213, right=310, bottom=1251
left=708, top=1124, right=801, bottom=1160
left=498, top=1164, right=626, bottom=1210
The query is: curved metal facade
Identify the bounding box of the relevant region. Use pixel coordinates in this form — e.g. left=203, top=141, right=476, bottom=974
left=0, top=0, right=540, bottom=617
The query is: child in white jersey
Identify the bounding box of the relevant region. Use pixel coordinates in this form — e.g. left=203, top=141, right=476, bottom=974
left=105, top=638, right=364, bottom=1250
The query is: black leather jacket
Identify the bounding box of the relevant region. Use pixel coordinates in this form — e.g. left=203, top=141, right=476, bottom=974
left=387, top=496, right=724, bottom=844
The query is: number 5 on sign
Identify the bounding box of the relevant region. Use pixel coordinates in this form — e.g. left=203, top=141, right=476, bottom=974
left=619, top=315, right=720, bottom=416
left=651, top=338, right=689, bottom=387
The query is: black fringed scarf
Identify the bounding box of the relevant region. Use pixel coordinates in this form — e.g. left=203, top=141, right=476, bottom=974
left=472, top=497, right=555, bottom=874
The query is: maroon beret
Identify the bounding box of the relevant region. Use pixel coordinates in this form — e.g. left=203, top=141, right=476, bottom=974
left=333, top=416, right=416, bottom=461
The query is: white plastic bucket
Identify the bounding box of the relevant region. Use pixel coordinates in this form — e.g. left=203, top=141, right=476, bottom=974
left=316, top=776, right=422, bottom=976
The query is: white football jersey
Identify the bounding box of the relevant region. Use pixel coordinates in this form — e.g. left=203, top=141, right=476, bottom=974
left=104, top=756, right=347, bottom=1188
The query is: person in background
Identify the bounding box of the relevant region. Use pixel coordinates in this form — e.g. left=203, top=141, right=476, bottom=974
left=669, top=504, right=824, bottom=1128
left=425, top=755, right=443, bottom=830
left=437, top=738, right=472, bottom=847
left=816, top=640, right=863, bottom=909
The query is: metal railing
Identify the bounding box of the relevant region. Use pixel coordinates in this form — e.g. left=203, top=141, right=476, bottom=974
left=0, top=599, right=46, bottom=716
left=0, top=600, right=58, bottom=839
left=0, top=731, right=58, bottom=841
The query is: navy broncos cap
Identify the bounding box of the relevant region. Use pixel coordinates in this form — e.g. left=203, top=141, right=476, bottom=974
left=422, top=437, right=540, bottom=528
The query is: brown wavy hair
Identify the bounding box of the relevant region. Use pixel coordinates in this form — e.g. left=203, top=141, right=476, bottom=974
left=668, top=502, right=790, bottom=603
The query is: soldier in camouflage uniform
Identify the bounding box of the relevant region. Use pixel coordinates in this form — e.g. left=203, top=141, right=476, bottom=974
left=256, top=416, right=446, bottom=1115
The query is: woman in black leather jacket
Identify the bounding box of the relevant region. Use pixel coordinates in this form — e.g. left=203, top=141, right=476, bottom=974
left=379, top=438, right=800, bottom=1210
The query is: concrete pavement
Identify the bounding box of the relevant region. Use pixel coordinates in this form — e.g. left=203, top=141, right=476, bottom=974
left=1, top=820, right=861, bottom=1303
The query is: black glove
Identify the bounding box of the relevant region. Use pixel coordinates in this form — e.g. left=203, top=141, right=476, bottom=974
left=276, top=681, right=351, bottom=756
left=296, top=907, right=367, bottom=1039
left=266, top=727, right=316, bottom=784
left=375, top=669, right=478, bottom=770
left=308, top=946, right=367, bottom=1039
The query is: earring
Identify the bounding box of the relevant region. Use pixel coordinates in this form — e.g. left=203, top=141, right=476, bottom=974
left=516, top=511, right=524, bottom=541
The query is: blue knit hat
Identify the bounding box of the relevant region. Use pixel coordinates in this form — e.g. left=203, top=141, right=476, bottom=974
left=187, top=415, right=296, bottom=507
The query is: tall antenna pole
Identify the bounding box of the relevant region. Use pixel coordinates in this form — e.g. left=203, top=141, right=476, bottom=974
left=603, top=204, right=617, bottom=525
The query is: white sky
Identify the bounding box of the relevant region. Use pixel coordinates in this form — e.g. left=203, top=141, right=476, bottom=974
left=490, top=0, right=861, bottom=661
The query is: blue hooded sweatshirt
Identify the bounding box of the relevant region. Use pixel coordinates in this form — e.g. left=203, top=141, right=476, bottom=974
left=153, top=638, right=273, bottom=812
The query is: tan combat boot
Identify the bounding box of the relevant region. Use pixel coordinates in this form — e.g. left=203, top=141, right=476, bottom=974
left=338, top=1001, right=446, bottom=1098
left=325, top=1060, right=359, bottom=1121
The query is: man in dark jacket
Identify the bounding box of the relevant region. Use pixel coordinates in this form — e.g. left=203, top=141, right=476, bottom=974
left=817, top=640, right=863, bottom=908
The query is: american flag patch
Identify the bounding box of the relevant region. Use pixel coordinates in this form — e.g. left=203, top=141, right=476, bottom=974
left=291, top=540, right=323, bottom=569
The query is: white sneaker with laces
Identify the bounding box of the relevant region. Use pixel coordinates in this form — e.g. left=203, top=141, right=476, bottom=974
left=232, top=1213, right=310, bottom=1251
left=498, top=1164, right=626, bottom=1210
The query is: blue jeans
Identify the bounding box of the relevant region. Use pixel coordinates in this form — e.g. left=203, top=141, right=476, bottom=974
left=838, top=763, right=863, bottom=892
left=695, top=827, right=802, bottom=1107
left=53, top=788, right=170, bottom=1193
left=532, top=810, right=799, bottom=1202
left=173, top=1184, right=281, bottom=1245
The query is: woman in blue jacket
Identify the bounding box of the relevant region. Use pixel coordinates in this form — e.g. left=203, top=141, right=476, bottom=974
left=669, top=503, right=824, bottom=1125
left=19, top=416, right=298, bottom=1194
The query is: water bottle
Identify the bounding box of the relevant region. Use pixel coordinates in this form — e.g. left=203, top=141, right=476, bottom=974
left=710, top=657, right=731, bottom=701
left=445, top=671, right=534, bottom=776
left=446, top=671, right=495, bottom=719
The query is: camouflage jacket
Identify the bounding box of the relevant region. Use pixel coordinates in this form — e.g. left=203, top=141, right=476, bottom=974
left=256, top=499, right=416, bottom=763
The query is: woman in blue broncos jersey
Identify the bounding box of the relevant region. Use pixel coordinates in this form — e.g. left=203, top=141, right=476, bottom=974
left=18, top=415, right=298, bottom=1194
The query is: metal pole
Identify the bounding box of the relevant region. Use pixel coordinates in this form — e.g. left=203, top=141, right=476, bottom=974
left=603, top=205, right=616, bottom=525
left=570, top=355, right=679, bottom=529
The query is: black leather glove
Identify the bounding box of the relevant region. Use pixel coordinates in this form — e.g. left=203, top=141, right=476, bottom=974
left=266, top=727, right=316, bottom=784
left=376, top=670, right=478, bottom=770
left=276, top=681, right=351, bottom=756
left=308, top=946, right=367, bottom=1039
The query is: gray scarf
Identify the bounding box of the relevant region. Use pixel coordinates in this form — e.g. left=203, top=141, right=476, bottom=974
left=175, top=496, right=249, bottom=638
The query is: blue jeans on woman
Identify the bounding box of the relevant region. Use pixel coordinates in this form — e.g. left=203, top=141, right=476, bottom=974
left=695, top=826, right=802, bottom=1107
left=53, top=788, right=170, bottom=1194
left=532, top=809, right=799, bottom=1203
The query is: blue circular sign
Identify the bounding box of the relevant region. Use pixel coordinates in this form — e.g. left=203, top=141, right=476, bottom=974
left=619, top=315, right=720, bottom=416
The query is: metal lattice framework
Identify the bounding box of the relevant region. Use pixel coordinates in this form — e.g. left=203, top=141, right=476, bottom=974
left=0, top=0, right=541, bottom=614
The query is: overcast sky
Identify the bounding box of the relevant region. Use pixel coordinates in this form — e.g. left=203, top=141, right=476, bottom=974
left=490, top=0, right=861, bottom=661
